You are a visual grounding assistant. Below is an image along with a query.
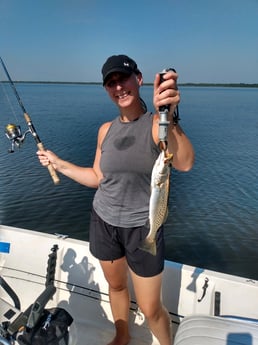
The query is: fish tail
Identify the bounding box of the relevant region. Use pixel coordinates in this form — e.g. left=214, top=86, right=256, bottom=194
left=139, top=238, right=157, bottom=256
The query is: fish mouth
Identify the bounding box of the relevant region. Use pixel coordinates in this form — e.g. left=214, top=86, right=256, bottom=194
left=164, top=152, right=173, bottom=164
left=158, top=150, right=173, bottom=165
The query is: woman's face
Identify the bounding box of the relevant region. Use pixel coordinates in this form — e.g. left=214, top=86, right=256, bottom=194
left=104, top=72, right=143, bottom=109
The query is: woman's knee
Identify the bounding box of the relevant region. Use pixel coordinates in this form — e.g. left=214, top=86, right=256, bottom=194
left=139, top=301, right=164, bottom=320
left=109, top=281, right=128, bottom=292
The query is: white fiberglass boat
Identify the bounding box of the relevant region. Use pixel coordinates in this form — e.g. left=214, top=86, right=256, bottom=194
left=1, top=225, right=258, bottom=344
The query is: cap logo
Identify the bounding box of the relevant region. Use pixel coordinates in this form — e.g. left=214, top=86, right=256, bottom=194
left=123, top=62, right=129, bottom=67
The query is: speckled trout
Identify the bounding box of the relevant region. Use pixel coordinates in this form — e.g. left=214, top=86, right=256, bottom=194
left=140, top=150, right=173, bottom=256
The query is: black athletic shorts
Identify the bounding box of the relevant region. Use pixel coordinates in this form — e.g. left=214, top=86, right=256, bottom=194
left=89, top=208, right=165, bottom=277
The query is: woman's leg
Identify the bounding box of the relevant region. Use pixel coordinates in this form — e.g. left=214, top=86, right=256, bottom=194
left=130, top=269, right=173, bottom=345
left=100, top=257, right=131, bottom=345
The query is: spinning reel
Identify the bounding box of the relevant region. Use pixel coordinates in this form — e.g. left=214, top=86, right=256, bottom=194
left=5, top=123, right=31, bottom=153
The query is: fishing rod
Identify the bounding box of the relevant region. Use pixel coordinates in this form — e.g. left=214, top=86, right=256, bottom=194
left=158, top=68, right=180, bottom=151
left=0, top=57, right=60, bottom=184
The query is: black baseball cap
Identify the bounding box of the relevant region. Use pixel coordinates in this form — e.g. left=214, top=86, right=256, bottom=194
left=102, top=55, right=140, bottom=85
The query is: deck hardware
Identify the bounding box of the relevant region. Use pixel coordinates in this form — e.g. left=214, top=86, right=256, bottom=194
left=198, top=277, right=209, bottom=302
left=54, top=233, right=69, bottom=239
left=214, top=291, right=221, bottom=316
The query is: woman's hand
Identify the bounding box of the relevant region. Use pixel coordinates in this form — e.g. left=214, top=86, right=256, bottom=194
left=37, top=149, right=59, bottom=171
left=153, top=70, right=180, bottom=120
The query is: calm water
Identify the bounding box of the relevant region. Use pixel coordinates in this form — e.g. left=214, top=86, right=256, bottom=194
left=0, top=83, right=257, bottom=280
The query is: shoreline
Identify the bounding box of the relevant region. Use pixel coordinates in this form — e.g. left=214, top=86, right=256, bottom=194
left=2, top=81, right=258, bottom=88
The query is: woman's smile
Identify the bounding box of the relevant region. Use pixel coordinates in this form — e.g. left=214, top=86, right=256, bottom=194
left=116, top=91, right=130, bottom=99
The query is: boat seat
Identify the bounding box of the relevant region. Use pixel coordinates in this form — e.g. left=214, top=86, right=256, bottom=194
left=174, top=315, right=258, bottom=345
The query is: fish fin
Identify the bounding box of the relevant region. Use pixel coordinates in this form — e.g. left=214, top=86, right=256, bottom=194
left=163, top=208, right=169, bottom=224
left=139, top=239, right=157, bottom=256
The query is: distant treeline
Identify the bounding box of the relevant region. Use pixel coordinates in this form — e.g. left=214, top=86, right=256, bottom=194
left=2, top=81, right=258, bottom=88
left=178, top=83, right=258, bottom=88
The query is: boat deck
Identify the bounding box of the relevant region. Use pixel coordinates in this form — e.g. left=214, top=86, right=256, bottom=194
left=68, top=297, right=155, bottom=345
left=0, top=291, right=157, bottom=345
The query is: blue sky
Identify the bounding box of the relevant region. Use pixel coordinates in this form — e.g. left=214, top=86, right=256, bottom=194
left=1, top=0, right=257, bottom=83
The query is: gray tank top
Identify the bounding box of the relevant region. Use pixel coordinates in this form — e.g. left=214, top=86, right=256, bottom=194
left=93, top=111, right=160, bottom=227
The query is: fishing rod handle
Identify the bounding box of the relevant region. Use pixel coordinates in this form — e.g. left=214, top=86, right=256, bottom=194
left=159, top=68, right=180, bottom=125
left=37, top=142, right=60, bottom=184
left=23, top=113, right=60, bottom=184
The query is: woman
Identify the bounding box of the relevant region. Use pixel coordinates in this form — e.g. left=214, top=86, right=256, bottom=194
left=37, top=54, right=194, bottom=345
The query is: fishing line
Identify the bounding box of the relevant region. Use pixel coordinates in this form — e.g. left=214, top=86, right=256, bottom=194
left=0, top=57, right=60, bottom=184
left=0, top=80, right=20, bottom=123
